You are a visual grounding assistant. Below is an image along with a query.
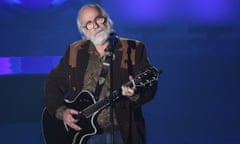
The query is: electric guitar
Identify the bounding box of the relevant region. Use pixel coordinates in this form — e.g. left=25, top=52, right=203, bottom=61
left=42, top=66, right=161, bottom=144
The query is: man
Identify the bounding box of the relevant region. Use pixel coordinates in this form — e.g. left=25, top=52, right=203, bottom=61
left=43, top=3, right=158, bottom=144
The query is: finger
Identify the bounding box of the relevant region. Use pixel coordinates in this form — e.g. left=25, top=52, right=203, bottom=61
left=121, top=86, right=134, bottom=96
left=72, top=118, right=79, bottom=123
left=126, top=89, right=134, bottom=96
left=121, top=86, right=127, bottom=95
left=69, top=109, right=79, bottom=115
left=70, top=123, right=82, bottom=131
left=129, top=75, right=133, bottom=80
left=128, top=88, right=134, bottom=94
left=68, top=117, right=76, bottom=123
left=63, top=110, right=78, bottom=123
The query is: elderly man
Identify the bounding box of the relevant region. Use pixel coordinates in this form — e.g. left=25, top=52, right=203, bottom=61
left=43, top=3, right=158, bottom=144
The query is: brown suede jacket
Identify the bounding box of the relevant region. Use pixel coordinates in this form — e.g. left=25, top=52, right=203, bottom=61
left=44, top=37, right=158, bottom=144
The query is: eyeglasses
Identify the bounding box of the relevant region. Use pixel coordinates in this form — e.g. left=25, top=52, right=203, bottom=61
left=82, top=16, right=107, bottom=30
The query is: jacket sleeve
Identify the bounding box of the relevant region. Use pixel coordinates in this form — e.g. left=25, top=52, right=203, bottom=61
left=44, top=48, right=71, bottom=117
left=133, top=42, right=158, bottom=107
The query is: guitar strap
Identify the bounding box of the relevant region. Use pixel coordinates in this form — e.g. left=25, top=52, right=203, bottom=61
left=94, top=33, right=117, bottom=101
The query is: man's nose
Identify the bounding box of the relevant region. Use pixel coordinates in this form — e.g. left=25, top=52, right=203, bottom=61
left=92, top=21, right=99, bottom=29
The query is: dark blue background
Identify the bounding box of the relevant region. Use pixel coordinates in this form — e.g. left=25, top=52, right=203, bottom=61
left=0, top=0, right=240, bottom=143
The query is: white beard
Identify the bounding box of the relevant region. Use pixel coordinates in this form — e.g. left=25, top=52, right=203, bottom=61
left=86, top=26, right=111, bottom=45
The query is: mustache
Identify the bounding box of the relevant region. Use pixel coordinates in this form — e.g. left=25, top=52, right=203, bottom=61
left=94, top=28, right=105, bottom=36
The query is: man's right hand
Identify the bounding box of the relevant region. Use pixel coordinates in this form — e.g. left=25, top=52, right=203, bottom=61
left=63, top=108, right=82, bottom=131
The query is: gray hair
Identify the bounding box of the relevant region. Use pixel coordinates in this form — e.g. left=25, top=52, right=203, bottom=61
left=76, top=4, right=114, bottom=39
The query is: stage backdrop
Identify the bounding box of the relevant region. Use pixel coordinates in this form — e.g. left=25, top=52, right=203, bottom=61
left=0, top=0, right=240, bottom=144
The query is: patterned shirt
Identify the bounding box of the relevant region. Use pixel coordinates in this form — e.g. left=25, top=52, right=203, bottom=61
left=82, top=44, right=118, bottom=130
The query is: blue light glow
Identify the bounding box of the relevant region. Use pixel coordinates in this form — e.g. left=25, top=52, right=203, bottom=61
left=103, top=0, right=239, bottom=25
left=0, top=56, right=61, bottom=75
left=51, top=0, right=67, bottom=5
left=184, top=0, right=238, bottom=23
left=1, top=0, right=239, bottom=24
left=20, top=0, right=54, bottom=8
left=6, top=0, right=20, bottom=4
left=0, top=0, right=67, bottom=8
left=103, top=0, right=172, bottom=24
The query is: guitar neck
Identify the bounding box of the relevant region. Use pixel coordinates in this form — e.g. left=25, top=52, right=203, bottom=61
left=77, top=66, right=161, bottom=119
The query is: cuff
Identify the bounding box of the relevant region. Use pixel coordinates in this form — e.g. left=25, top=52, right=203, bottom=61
left=55, top=105, right=67, bottom=120
left=128, top=94, right=140, bottom=102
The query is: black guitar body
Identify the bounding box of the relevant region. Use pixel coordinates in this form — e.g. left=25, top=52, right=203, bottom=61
left=42, top=66, right=161, bottom=144
left=42, top=108, right=73, bottom=144
left=42, top=90, right=99, bottom=144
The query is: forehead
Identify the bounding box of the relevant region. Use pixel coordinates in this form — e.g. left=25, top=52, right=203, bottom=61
left=79, top=6, right=101, bottom=23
